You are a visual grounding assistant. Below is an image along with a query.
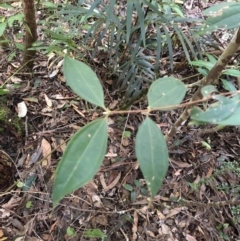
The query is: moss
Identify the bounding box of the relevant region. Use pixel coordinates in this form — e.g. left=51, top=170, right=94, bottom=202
left=0, top=101, right=25, bottom=137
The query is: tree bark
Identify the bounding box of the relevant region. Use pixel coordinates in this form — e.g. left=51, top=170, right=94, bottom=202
left=22, top=0, right=37, bottom=69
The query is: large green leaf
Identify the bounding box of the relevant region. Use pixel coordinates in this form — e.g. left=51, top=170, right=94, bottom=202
left=63, top=56, right=105, bottom=108
left=221, top=79, right=237, bottom=92
left=201, top=85, right=218, bottom=98
left=190, top=60, right=214, bottom=70
left=52, top=118, right=108, bottom=206
left=200, top=3, right=240, bottom=33
left=135, top=117, right=169, bottom=198
left=223, top=69, right=240, bottom=77
left=217, top=104, right=240, bottom=125
left=148, top=77, right=187, bottom=109
left=0, top=22, right=7, bottom=36
left=191, top=95, right=240, bottom=124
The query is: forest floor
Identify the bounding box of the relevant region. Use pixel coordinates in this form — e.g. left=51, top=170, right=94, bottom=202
left=1, top=0, right=240, bottom=241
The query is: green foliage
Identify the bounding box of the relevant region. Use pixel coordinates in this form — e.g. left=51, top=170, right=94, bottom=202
left=0, top=87, right=9, bottom=96
left=25, top=201, right=33, bottom=209
left=52, top=56, right=186, bottom=206
left=200, top=2, right=240, bottom=34
left=191, top=55, right=240, bottom=78
left=52, top=118, right=108, bottom=206
left=147, top=77, right=187, bottom=109
left=53, top=49, right=240, bottom=206
left=0, top=6, right=24, bottom=56
left=39, top=0, right=202, bottom=106
left=191, top=94, right=240, bottom=124
left=135, top=117, right=169, bottom=198
left=49, top=0, right=240, bottom=207
left=63, top=56, right=106, bottom=108
left=84, top=229, right=107, bottom=239
left=66, top=227, right=76, bottom=237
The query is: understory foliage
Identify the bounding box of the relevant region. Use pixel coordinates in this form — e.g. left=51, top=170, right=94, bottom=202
left=34, top=0, right=204, bottom=107
left=52, top=1, right=240, bottom=206
left=1, top=0, right=240, bottom=206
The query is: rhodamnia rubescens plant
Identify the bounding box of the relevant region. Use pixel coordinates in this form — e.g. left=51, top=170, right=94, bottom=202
left=52, top=1, right=240, bottom=204
left=52, top=55, right=187, bottom=206
left=52, top=55, right=240, bottom=207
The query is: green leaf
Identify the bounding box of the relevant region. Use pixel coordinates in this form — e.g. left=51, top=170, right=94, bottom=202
left=148, top=77, right=187, bottom=109
left=201, top=141, right=211, bottom=150
left=63, top=56, right=105, bottom=108
left=0, top=3, right=13, bottom=9
left=0, top=88, right=9, bottom=96
left=16, top=181, right=24, bottom=188
left=216, top=103, right=240, bottom=125
left=201, top=85, right=218, bottom=98
left=26, top=201, right=33, bottom=209
left=163, top=25, right=173, bottom=71
left=135, top=117, right=169, bottom=198
left=200, top=3, right=240, bottom=33
left=7, top=14, right=24, bottom=27
left=67, top=227, right=75, bottom=237
left=84, top=229, right=107, bottom=239
left=22, top=174, right=37, bottom=191
left=191, top=95, right=240, bottom=124
left=221, top=79, right=237, bottom=92
left=123, top=131, right=131, bottom=138
left=203, top=2, right=238, bottom=15
left=0, top=22, right=7, bottom=36
left=126, top=0, right=134, bottom=44
left=171, top=4, right=184, bottom=17
left=206, top=54, right=217, bottom=65
left=133, top=0, right=146, bottom=46
left=223, top=69, right=240, bottom=77
left=123, top=184, right=134, bottom=191
left=52, top=118, right=108, bottom=206
left=190, top=60, right=214, bottom=70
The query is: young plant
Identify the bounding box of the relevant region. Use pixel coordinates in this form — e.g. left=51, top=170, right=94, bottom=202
left=52, top=56, right=187, bottom=206
left=52, top=55, right=240, bottom=207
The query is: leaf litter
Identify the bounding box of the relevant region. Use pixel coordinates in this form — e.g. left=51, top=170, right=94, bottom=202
left=1, top=0, right=240, bottom=241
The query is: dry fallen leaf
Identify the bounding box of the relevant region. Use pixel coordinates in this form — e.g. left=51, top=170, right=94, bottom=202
left=0, top=209, right=10, bottom=219
left=17, top=101, right=27, bottom=117
left=165, top=207, right=182, bottom=219
left=132, top=210, right=138, bottom=241
left=41, top=138, right=52, bottom=166
left=44, top=93, right=52, bottom=107
left=185, top=234, right=197, bottom=241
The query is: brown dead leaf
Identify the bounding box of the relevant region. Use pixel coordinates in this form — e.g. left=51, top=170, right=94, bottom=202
left=122, top=138, right=129, bottom=146
left=23, top=97, right=38, bottom=103
left=43, top=93, right=52, bottom=107
left=170, top=158, right=192, bottom=168
left=173, top=169, right=182, bottom=176
left=105, top=79, right=113, bottom=85
left=185, top=234, right=197, bottom=241
left=2, top=195, right=21, bottom=209
left=132, top=210, right=138, bottom=241
left=109, top=100, right=118, bottom=110
left=92, top=194, right=102, bottom=208
left=199, top=183, right=206, bottom=201
left=206, top=166, right=214, bottom=178
left=165, top=207, right=182, bottom=219
left=0, top=209, right=10, bottom=219
left=156, top=210, right=165, bottom=220
left=41, top=138, right=51, bottom=166
left=0, top=237, right=8, bottom=241
left=100, top=172, right=121, bottom=191
left=94, top=214, right=108, bottom=226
